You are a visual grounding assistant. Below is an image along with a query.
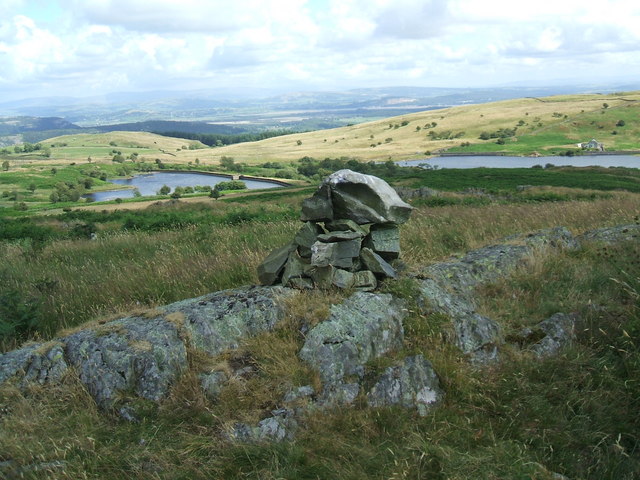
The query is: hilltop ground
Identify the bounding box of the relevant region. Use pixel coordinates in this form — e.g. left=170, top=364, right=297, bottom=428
left=0, top=92, right=639, bottom=478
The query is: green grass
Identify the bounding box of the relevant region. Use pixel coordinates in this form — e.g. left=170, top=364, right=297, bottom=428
left=1, top=224, right=638, bottom=479
left=398, top=166, right=640, bottom=192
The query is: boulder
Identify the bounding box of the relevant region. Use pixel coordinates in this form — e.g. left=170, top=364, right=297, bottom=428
left=0, top=342, right=68, bottom=387
left=302, top=170, right=413, bottom=225
left=162, top=286, right=296, bottom=355
left=299, top=292, right=406, bottom=384
left=515, top=312, right=578, bottom=357
left=64, top=315, right=187, bottom=408
left=576, top=223, right=640, bottom=246
left=301, top=183, right=333, bottom=222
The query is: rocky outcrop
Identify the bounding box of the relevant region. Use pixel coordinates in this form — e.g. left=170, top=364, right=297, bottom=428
left=0, top=286, right=295, bottom=410
left=0, top=221, right=635, bottom=441
left=415, top=227, right=578, bottom=362
left=299, top=291, right=406, bottom=405
left=258, top=170, right=413, bottom=291
left=576, top=223, right=639, bottom=245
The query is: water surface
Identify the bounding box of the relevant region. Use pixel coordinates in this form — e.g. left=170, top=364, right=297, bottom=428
left=398, top=155, right=640, bottom=169
left=86, top=171, right=284, bottom=202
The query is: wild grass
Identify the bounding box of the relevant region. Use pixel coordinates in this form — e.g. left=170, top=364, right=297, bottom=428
left=0, top=172, right=639, bottom=478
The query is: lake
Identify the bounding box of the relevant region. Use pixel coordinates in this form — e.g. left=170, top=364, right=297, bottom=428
left=86, top=171, right=285, bottom=202
left=398, top=154, right=640, bottom=169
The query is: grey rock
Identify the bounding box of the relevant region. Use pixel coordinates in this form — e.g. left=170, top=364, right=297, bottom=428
left=256, top=409, right=298, bottom=441
left=286, top=277, right=314, bottom=290
left=360, top=247, right=397, bottom=278
left=299, top=292, right=406, bottom=384
left=309, top=265, right=336, bottom=289
left=281, top=250, right=311, bottom=286
left=332, top=269, right=355, bottom=289
left=317, top=382, right=360, bottom=407
left=283, top=385, right=315, bottom=403
left=353, top=270, right=377, bottom=291
left=63, top=315, right=187, bottom=409
left=162, top=285, right=296, bottom=356
left=325, top=219, right=371, bottom=236
left=417, top=278, right=501, bottom=360
left=118, top=404, right=141, bottom=423
left=510, top=226, right=579, bottom=250
left=294, top=222, right=324, bottom=257
left=0, top=342, right=67, bottom=387
left=310, top=238, right=361, bottom=269
left=363, top=224, right=401, bottom=260
left=577, top=223, right=640, bottom=245
left=367, top=355, right=443, bottom=416
left=257, top=243, right=297, bottom=285
left=325, top=170, right=413, bottom=225
left=230, top=409, right=298, bottom=442
left=317, top=230, right=364, bottom=242
left=519, top=312, right=578, bottom=357
left=200, top=371, right=229, bottom=401
left=301, top=183, right=333, bottom=222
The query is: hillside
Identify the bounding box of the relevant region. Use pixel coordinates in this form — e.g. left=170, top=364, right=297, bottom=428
left=206, top=91, right=640, bottom=163
left=0, top=176, right=639, bottom=478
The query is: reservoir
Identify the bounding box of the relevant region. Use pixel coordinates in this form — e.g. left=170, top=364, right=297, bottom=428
left=86, top=171, right=285, bottom=202
left=398, top=154, right=640, bottom=169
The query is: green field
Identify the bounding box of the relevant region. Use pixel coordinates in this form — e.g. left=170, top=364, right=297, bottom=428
left=1, top=91, right=640, bottom=479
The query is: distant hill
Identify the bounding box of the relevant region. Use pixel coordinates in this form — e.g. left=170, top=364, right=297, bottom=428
left=0, top=116, right=81, bottom=135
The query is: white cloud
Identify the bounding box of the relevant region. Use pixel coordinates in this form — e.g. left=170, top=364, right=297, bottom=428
left=1, top=0, right=640, bottom=100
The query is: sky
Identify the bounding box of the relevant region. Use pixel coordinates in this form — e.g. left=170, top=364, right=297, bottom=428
left=1, top=0, right=639, bottom=101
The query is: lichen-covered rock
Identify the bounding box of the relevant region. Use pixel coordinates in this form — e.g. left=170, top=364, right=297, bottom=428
left=230, top=408, right=298, bottom=442
left=517, top=312, right=578, bottom=357
left=576, top=223, right=640, bottom=245
left=63, top=316, right=187, bottom=408
left=317, top=382, right=360, bottom=407
left=353, top=270, right=377, bottom=291
left=162, top=286, right=296, bottom=355
left=299, top=292, right=406, bottom=384
left=0, top=342, right=68, bottom=387
left=417, top=278, right=501, bottom=361
left=366, top=355, right=443, bottom=416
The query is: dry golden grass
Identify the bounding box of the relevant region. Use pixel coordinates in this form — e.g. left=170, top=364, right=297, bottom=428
left=35, top=91, right=640, bottom=167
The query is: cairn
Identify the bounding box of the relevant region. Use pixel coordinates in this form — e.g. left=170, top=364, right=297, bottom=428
left=258, top=169, right=413, bottom=290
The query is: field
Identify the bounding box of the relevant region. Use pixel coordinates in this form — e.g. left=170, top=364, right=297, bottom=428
left=1, top=92, right=640, bottom=478
left=1, top=177, right=639, bottom=478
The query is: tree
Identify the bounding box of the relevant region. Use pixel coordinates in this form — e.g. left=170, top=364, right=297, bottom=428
left=28, top=183, right=36, bottom=193
left=603, top=103, right=609, bottom=109
left=209, top=188, right=221, bottom=200
left=220, top=156, right=235, bottom=169
left=158, top=185, right=171, bottom=195
left=1, top=160, right=9, bottom=171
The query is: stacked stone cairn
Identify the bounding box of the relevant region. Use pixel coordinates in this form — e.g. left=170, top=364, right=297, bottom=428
left=258, top=169, right=413, bottom=290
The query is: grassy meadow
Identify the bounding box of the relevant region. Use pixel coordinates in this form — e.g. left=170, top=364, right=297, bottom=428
left=0, top=181, right=639, bottom=478
left=1, top=91, right=640, bottom=478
